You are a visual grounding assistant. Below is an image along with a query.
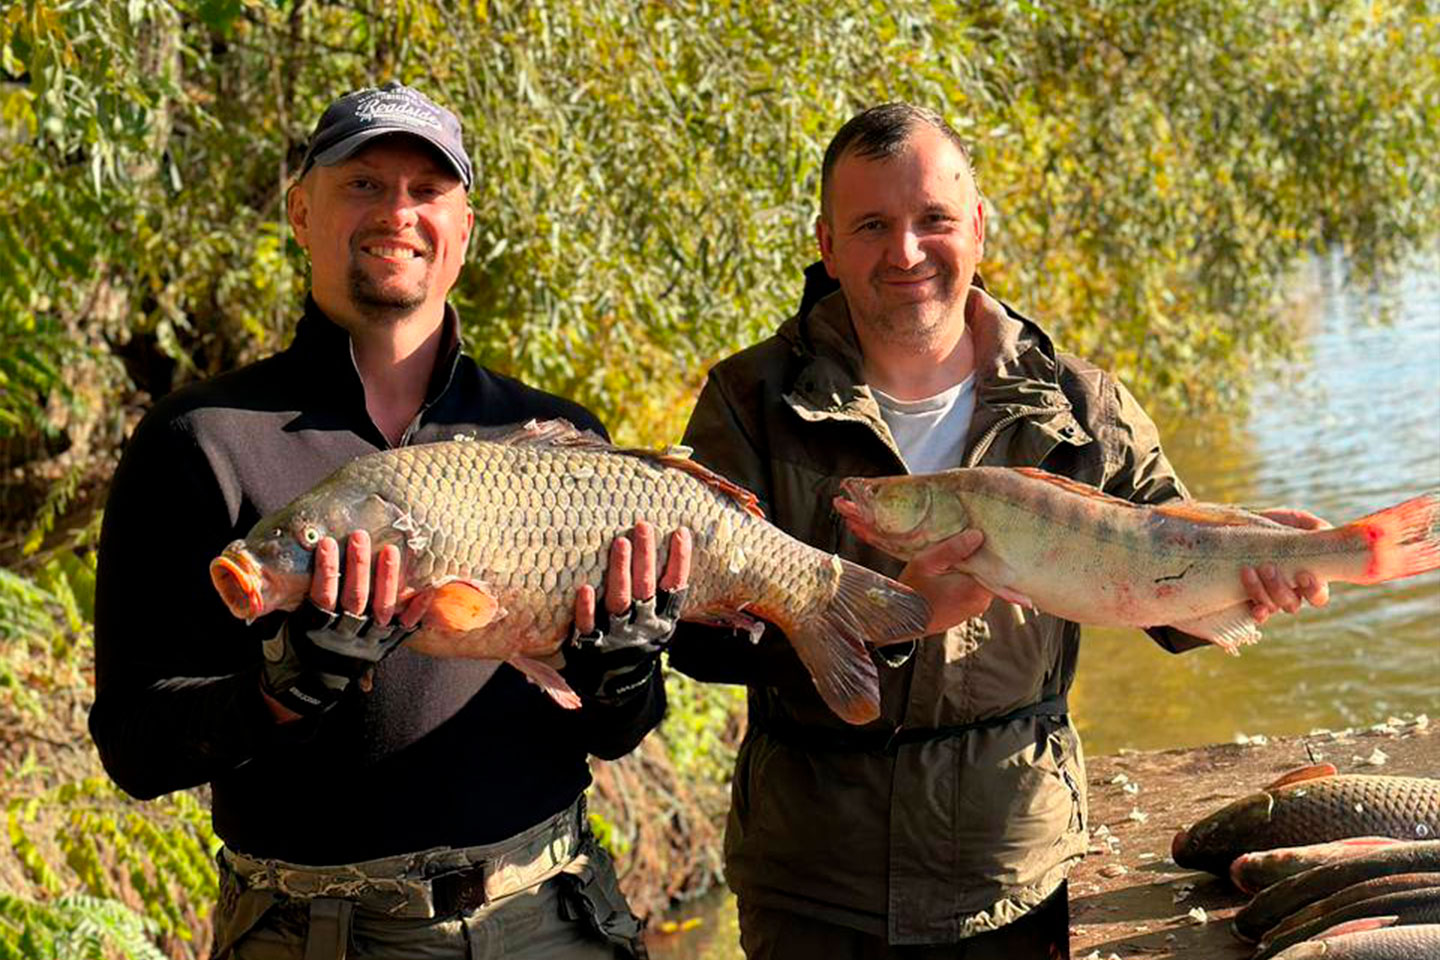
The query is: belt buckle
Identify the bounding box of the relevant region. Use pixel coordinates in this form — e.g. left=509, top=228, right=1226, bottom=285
left=431, top=861, right=489, bottom=916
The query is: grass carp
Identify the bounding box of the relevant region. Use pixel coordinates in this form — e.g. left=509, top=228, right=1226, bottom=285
left=834, top=467, right=1440, bottom=652
left=1267, top=924, right=1440, bottom=959
left=1256, top=873, right=1440, bottom=947
left=1232, top=838, right=1409, bottom=895
left=1254, top=886, right=1440, bottom=959
left=210, top=420, right=930, bottom=723
left=1235, top=841, right=1440, bottom=942
left=1171, top=766, right=1440, bottom=877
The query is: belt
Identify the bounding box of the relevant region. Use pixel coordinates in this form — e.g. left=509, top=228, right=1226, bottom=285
left=221, top=796, right=585, bottom=919
left=757, top=694, right=1069, bottom=755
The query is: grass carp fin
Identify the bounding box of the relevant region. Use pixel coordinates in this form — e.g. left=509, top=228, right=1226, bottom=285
left=1344, top=490, right=1440, bottom=584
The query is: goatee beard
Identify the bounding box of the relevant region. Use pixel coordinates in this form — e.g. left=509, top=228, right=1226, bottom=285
left=347, top=264, right=428, bottom=322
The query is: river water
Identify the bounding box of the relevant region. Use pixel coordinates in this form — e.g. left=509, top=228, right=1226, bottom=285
left=648, top=253, right=1440, bottom=957
left=1072, top=253, right=1440, bottom=755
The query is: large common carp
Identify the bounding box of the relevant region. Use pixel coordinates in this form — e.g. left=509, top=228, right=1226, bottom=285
left=1171, top=766, right=1440, bottom=877
left=834, top=467, right=1440, bottom=652
left=1235, top=842, right=1440, bottom=942
left=210, top=420, right=930, bottom=723
left=1267, top=924, right=1440, bottom=959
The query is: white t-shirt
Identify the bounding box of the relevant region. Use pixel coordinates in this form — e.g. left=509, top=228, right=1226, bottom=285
left=872, top=376, right=976, bottom=475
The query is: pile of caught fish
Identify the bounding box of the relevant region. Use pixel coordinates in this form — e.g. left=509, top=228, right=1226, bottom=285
left=1171, top=764, right=1440, bottom=958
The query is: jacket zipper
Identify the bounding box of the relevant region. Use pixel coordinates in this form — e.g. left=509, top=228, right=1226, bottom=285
left=964, top=409, right=1032, bottom=467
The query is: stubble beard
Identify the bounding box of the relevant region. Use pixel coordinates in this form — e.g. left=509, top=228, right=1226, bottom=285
left=852, top=270, right=963, bottom=353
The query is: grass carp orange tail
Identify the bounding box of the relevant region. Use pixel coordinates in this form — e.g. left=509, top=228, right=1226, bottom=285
left=1344, top=491, right=1440, bottom=585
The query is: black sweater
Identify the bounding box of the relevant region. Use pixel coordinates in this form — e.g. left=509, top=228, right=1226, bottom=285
left=89, top=298, right=664, bottom=863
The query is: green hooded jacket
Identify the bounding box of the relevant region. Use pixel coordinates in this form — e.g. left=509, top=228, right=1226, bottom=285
left=668, top=278, right=1203, bottom=944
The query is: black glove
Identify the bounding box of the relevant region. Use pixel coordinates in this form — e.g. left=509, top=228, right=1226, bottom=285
left=260, top=599, right=416, bottom=717
left=562, top=587, right=687, bottom=705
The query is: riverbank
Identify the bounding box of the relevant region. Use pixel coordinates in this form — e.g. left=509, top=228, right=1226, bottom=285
left=1070, top=714, right=1433, bottom=958
left=647, top=714, right=1436, bottom=959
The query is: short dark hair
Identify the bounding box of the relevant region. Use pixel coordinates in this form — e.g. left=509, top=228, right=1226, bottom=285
left=819, top=102, right=973, bottom=221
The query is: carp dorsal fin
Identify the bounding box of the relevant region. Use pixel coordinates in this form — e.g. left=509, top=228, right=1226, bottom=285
left=1266, top=763, right=1338, bottom=790
left=476, top=419, right=767, bottom=519
left=478, top=418, right=611, bottom=449
left=1013, top=467, right=1142, bottom=509
left=633, top=450, right=766, bottom=519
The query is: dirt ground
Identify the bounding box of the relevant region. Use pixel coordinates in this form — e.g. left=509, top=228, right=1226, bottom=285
left=1069, top=715, right=1436, bottom=959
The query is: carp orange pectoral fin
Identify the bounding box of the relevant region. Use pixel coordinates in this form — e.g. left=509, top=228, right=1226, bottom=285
left=1167, top=603, right=1263, bottom=655
left=512, top=657, right=582, bottom=710
left=1265, top=763, right=1339, bottom=790
left=422, top=580, right=503, bottom=633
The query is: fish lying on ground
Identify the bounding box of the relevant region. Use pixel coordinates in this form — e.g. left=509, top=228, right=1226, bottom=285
left=1267, top=923, right=1440, bottom=959
left=1254, top=886, right=1440, bottom=959
left=1255, top=873, right=1440, bottom=947
left=1234, top=841, right=1440, bottom=941
left=1171, top=765, right=1440, bottom=877
left=834, top=468, right=1440, bottom=652
left=1232, top=838, right=1408, bottom=894
left=210, top=420, right=930, bottom=723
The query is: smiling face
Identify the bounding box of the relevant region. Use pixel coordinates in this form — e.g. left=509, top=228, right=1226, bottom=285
left=288, top=135, right=473, bottom=330
left=816, top=124, right=984, bottom=351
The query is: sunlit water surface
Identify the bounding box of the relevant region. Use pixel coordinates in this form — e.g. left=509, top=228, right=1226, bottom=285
left=1072, top=254, right=1440, bottom=755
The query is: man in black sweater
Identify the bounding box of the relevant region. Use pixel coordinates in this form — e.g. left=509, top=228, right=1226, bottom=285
left=89, top=82, right=683, bottom=959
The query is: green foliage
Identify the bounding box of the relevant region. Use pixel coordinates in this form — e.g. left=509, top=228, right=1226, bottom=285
left=661, top=671, right=746, bottom=788
left=4, top=0, right=1435, bottom=445
left=973, top=0, right=1440, bottom=404
left=1, top=559, right=213, bottom=958
left=0, top=891, right=168, bottom=960
left=4, top=779, right=218, bottom=955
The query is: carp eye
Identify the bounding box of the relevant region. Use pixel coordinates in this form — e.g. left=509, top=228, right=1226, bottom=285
left=299, top=525, right=322, bottom=547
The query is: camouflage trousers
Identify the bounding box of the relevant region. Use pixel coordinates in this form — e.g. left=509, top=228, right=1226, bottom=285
left=211, top=798, right=647, bottom=960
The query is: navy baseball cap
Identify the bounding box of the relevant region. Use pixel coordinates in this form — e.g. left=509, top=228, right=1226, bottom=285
left=299, top=80, right=473, bottom=189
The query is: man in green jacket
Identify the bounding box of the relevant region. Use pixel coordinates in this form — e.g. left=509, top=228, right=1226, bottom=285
left=667, top=103, right=1327, bottom=958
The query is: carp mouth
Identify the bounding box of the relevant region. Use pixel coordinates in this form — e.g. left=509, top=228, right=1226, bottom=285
left=836, top=477, right=932, bottom=540
left=210, top=547, right=267, bottom=622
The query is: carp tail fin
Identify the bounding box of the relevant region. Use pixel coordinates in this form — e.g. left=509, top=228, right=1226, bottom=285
left=1345, top=491, right=1440, bottom=585
left=770, top=557, right=930, bottom=726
